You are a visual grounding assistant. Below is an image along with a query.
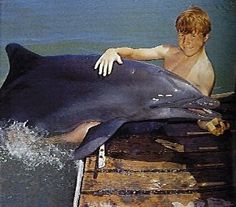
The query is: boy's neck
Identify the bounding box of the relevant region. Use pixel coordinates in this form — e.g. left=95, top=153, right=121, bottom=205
left=183, top=46, right=206, bottom=61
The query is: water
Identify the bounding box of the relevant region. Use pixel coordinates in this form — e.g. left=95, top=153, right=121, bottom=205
left=0, top=121, right=79, bottom=207
left=0, top=1, right=236, bottom=206
left=1, top=0, right=236, bottom=92
left=0, top=121, right=71, bottom=170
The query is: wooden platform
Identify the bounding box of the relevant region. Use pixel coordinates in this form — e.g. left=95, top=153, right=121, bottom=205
left=78, top=93, right=236, bottom=207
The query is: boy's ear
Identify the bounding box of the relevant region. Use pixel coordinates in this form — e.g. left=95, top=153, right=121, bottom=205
left=204, top=34, right=209, bottom=42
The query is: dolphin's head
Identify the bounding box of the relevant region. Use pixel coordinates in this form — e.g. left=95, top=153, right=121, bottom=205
left=144, top=69, right=221, bottom=121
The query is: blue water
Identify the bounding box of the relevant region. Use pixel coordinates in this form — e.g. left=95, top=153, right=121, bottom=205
left=1, top=0, right=236, bottom=92
left=0, top=1, right=236, bottom=207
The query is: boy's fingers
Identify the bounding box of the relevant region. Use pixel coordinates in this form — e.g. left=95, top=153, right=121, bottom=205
left=108, top=61, right=114, bottom=75
left=94, top=56, right=102, bottom=69
left=94, top=60, right=99, bottom=70
left=98, top=61, right=104, bottom=75
left=103, top=66, right=107, bottom=76
left=103, top=61, right=108, bottom=76
left=117, top=56, right=123, bottom=64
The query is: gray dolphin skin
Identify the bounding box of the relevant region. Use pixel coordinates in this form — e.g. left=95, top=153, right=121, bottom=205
left=0, top=43, right=221, bottom=159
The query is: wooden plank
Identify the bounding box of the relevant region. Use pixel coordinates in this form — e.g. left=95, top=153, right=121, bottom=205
left=106, top=134, right=233, bottom=167
left=79, top=193, right=201, bottom=207
left=79, top=188, right=234, bottom=207
left=155, top=133, right=232, bottom=152
left=107, top=132, right=233, bottom=154
left=85, top=155, right=232, bottom=177
left=81, top=171, right=197, bottom=192
left=81, top=170, right=230, bottom=193
left=85, top=156, right=187, bottom=172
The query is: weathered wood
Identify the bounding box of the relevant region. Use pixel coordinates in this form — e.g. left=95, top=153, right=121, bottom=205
left=85, top=155, right=232, bottom=177
left=85, top=156, right=187, bottom=172
left=79, top=194, right=201, bottom=207
left=81, top=171, right=231, bottom=193
left=82, top=171, right=197, bottom=192
left=79, top=189, right=234, bottom=207
left=105, top=134, right=233, bottom=168
left=109, top=132, right=233, bottom=153
left=79, top=133, right=234, bottom=206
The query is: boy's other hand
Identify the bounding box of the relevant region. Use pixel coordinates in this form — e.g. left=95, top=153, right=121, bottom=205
left=94, top=48, right=123, bottom=76
left=198, top=118, right=230, bottom=136
left=205, top=118, right=230, bottom=136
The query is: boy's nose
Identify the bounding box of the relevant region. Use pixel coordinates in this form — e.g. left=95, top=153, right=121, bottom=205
left=183, top=35, right=192, bottom=45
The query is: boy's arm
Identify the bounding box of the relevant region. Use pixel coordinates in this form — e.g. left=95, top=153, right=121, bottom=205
left=94, top=45, right=169, bottom=76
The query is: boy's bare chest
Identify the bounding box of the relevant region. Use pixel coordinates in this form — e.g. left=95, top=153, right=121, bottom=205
left=164, top=53, right=199, bottom=79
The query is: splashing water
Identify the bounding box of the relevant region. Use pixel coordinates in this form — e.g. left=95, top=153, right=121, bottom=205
left=0, top=121, right=73, bottom=170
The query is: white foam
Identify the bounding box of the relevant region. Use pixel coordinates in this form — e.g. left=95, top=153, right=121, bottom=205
left=0, top=121, right=72, bottom=170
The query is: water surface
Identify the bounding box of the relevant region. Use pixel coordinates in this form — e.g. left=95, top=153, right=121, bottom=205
left=1, top=0, right=235, bottom=92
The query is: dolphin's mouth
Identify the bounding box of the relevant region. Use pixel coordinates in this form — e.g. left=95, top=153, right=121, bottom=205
left=173, top=96, right=221, bottom=119
left=188, top=108, right=213, bottom=114
left=185, top=107, right=221, bottom=119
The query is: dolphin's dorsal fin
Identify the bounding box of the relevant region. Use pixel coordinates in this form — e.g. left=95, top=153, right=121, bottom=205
left=3, top=43, right=42, bottom=86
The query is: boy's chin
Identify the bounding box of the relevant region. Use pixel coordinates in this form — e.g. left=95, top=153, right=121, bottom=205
left=180, top=46, right=204, bottom=57
left=183, top=52, right=195, bottom=57
left=182, top=49, right=200, bottom=57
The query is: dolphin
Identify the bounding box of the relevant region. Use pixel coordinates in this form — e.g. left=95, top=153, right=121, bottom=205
left=0, top=43, right=221, bottom=159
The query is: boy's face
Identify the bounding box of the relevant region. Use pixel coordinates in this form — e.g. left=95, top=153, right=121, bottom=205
left=177, top=31, right=209, bottom=57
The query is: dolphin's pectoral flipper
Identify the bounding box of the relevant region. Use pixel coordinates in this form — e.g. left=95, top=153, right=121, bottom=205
left=72, top=118, right=127, bottom=160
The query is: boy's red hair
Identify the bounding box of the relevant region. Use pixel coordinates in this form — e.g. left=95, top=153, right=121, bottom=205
left=176, top=6, right=211, bottom=37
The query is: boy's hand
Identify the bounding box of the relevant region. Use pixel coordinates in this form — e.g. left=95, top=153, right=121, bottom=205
left=94, top=48, right=123, bottom=76
left=205, top=118, right=230, bottom=136
left=198, top=118, right=230, bottom=136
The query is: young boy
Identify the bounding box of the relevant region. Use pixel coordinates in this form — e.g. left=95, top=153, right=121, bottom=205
left=94, top=6, right=229, bottom=135
left=94, top=6, right=214, bottom=96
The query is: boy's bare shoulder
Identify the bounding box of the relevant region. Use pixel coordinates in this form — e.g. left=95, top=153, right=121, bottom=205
left=162, top=44, right=180, bottom=55
left=199, top=53, right=214, bottom=72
